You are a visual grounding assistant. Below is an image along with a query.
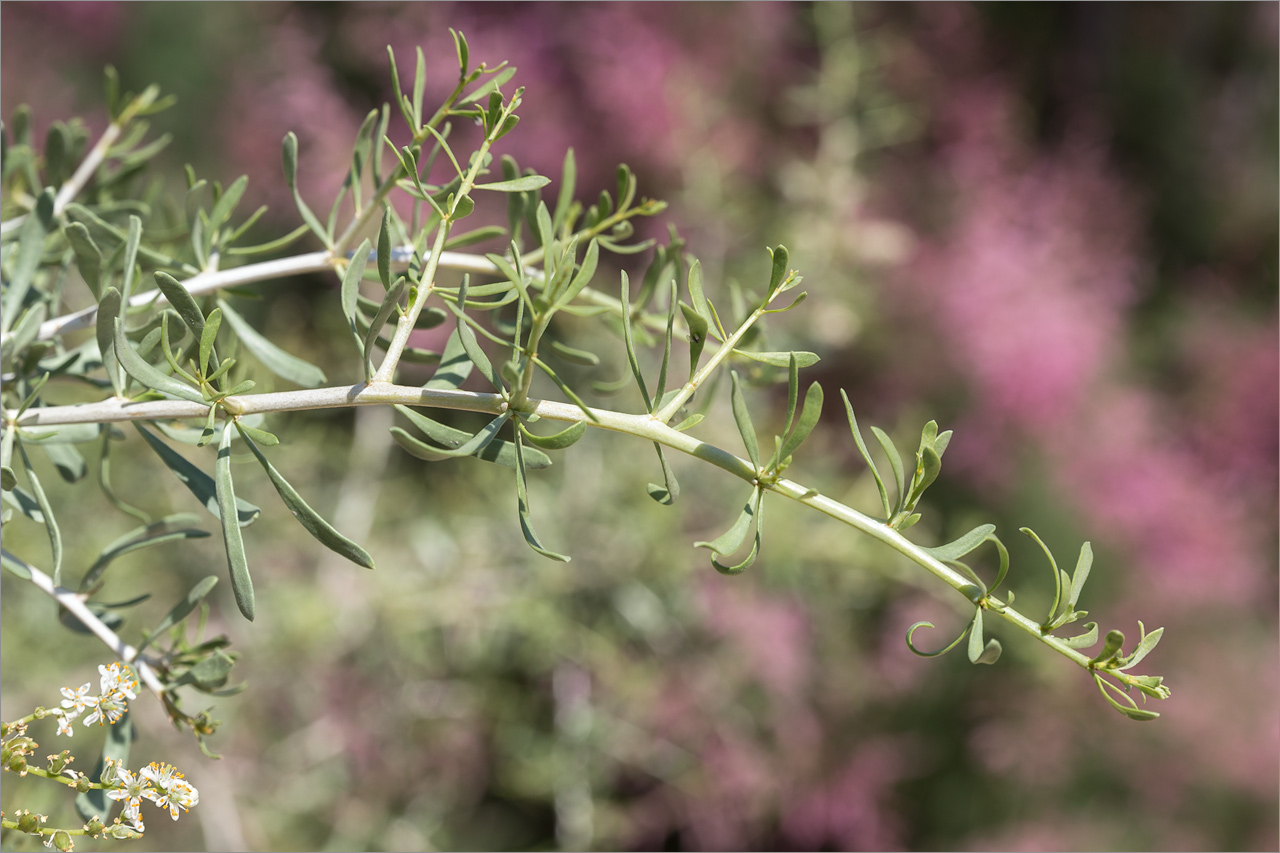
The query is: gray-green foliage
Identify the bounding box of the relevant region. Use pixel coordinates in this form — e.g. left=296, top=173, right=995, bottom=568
left=0, top=30, right=1169, bottom=811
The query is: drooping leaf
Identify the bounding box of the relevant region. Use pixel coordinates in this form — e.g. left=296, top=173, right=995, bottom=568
left=66, top=222, right=103, bottom=298
left=17, top=438, right=61, bottom=585
left=135, top=423, right=259, bottom=526
left=238, top=426, right=375, bottom=570
left=513, top=433, right=570, bottom=562
left=215, top=423, right=254, bottom=620
left=282, top=131, right=332, bottom=247
left=646, top=442, right=680, bottom=506
left=393, top=406, right=550, bottom=469
left=517, top=419, right=586, bottom=450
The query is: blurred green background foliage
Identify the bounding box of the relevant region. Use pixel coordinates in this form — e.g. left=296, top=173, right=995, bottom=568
left=2, top=3, right=1275, bottom=850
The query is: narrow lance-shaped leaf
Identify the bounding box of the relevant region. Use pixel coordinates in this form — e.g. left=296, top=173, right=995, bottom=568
left=217, top=298, right=327, bottom=387
left=151, top=271, right=211, bottom=341
left=393, top=406, right=550, bottom=470
left=237, top=425, right=375, bottom=570
left=451, top=278, right=503, bottom=391
left=729, top=371, right=759, bottom=468
left=517, top=419, right=586, bottom=451
left=766, top=244, right=789, bottom=295
left=694, top=487, right=759, bottom=562
left=620, top=271, right=652, bottom=410
left=474, top=175, right=552, bottom=193
left=66, top=222, right=103, bottom=298
left=871, top=425, right=906, bottom=516
left=553, top=147, right=576, bottom=232
left=95, top=288, right=126, bottom=396
left=282, top=131, right=332, bottom=247
left=377, top=207, right=393, bottom=290
left=215, top=423, right=255, bottom=620
left=965, top=609, right=1003, bottom=664
left=2, top=187, right=53, bottom=332
left=778, top=381, right=824, bottom=464
left=114, top=316, right=207, bottom=404
left=135, top=423, right=260, bottom=526
left=732, top=349, right=821, bottom=369
left=17, top=438, right=61, bottom=585
left=341, top=237, right=371, bottom=357
left=514, top=432, right=570, bottom=562
left=136, top=575, right=218, bottom=654
left=425, top=328, right=474, bottom=390
left=79, top=513, right=210, bottom=592
left=363, top=276, right=407, bottom=380
left=646, top=442, right=680, bottom=506
left=1067, top=541, right=1093, bottom=611
left=198, top=307, right=221, bottom=377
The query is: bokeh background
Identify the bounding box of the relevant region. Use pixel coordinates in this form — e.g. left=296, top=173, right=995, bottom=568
left=2, top=3, right=1276, bottom=850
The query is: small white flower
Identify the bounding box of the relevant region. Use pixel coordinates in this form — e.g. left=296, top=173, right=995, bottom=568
left=106, top=765, right=155, bottom=821
left=140, top=762, right=196, bottom=820
left=59, top=683, right=93, bottom=717
left=55, top=714, right=74, bottom=737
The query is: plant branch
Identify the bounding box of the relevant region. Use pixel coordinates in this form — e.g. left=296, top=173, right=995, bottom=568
left=6, top=550, right=168, bottom=699
left=7, top=382, right=1124, bottom=680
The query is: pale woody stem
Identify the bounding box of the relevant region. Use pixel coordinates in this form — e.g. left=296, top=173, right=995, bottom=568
left=10, top=550, right=168, bottom=698
left=7, top=381, right=1095, bottom=673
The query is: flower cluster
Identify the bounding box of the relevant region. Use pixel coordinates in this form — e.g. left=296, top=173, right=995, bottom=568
left=51, top=663, right=137, bottom=736
left=101, top=758, right=199, bottom=835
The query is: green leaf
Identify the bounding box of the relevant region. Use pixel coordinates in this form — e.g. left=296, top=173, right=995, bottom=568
left=80, top=513, right=210, bottom=592
left=1059, top=622, right=1100, bottom=649
left=922, top=524, right=997, bottom=562
left=694, top=487, right=758, bottom=560
left=282, top=131, right=332, bottom=247
left=840, top=394, right=891, bottom=519
left=870, top=426, right=906, bottom=515
left=136, top=423, right=259, bottom=526
left=672, top=413, right=704, bottom=432
left=363, top=276, right=407, bottom=380
left=198, top=307, right=221, bottom=377
left=732, top=349, right=820, bottom=369
left=905, top=620, right=971, bottom=658
left=620, top=272, right=652, bottom=410
left=17, top=438, right=61, bottom=585
left=151, top=269, right=211, bottom=342
left=215, top=422, right=255, bottom=620
left=393, top=407, right=550, bottom=470
left=646, top=442, right=681, bottom=506
left=1067, top=541, right=1093, bottom=610
left=451, top=278, right=502, bottom=391
left=474, top=175, right=551, bottom=192
left=965, top=609, right=1002, bottom=664
left=1089, top=629, right=1126, bottom=666
left=547, top=339, right=600, bottom=366
left=2, top=187, right=53, bottom=333
left=36, top=441, right=85, bottom=484
left=114, top=316, right=207, bottom=403
left=2, top=549, right=32, bottom=579
left=238, top=426, right=375, bottom=570
left=217, top=299, right=326, bottom=387
left=377, top=207, right=392, bottom=290
left=557, top=238, right=600, bottom=308
left=517, top=419, right=586, bottom=450
left=766, top=245, right=789, bottom=295
left=138, top=576, right=218, bottom=654
left=1117, top=622, right=1165, bottom=671
left=777, top=381, right=823, bottom=464
left=553, top=148, right=577, bottom=232
left=66, top=222, right=103, bottom=298
left=445, top=225, right=506, bottom=250
left=514, top=433, right=570, bottom=561
left=424, top=329, right=474, bottom=390
left=729, top=371, right=759, bottom=468
left=341, top=237, right=371, bottom=356
left=207, top=174, right=248, bottom=236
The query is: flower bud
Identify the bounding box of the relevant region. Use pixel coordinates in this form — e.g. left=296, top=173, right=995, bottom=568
left=51, top=828, right=74, bottom=851
left=84, top=815, right=105, bottom=837
left=15, top=809, right=45, bottom=833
